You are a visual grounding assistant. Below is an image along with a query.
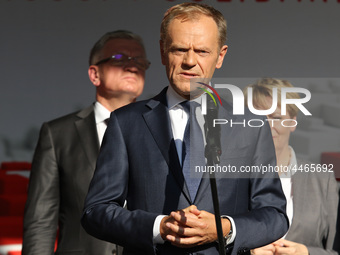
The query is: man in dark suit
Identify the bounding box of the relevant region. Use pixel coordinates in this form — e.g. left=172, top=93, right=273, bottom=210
left=81, top=3, right=288, bottom=255
left=22, top=30, right=150, bottom=255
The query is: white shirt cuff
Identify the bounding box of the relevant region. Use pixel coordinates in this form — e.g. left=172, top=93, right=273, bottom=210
left=153, top=215, right=166, bottom=244
left=222, top=215, right=236, bottom=245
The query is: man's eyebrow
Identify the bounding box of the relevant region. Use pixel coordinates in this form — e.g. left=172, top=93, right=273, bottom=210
left=194, top=46, right=211, bottom=52
left=169, top=44, right=189, bottom=49
left=168, top=44, right=211, bottom=52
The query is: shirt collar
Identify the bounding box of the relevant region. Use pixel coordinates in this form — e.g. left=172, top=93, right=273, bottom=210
left=289, top=146, right=297, bottom=176
left=166, top=85, right=203, bottom=110
left=166, top=85, right=186, bottom=110
left=280, top=146, right=297, bottom=178
left=94, top=101, right=111, bottom=124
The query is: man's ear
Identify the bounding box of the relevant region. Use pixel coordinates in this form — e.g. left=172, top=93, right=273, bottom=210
left=160, top=40, right=167, bottom=66
left=216, top=45, right=228, bottom=69
left=88, top=65, right=100, bottom=87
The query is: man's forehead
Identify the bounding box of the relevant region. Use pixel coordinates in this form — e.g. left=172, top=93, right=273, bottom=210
left=170, top=14, right=214, bottom=26
left=168, top=15, right=218, bottom=35
left=104, top=39, right=145, bottom=55
left=105, top=39, right=143, bottom=49
left=167, top=16, right=219, bottom=43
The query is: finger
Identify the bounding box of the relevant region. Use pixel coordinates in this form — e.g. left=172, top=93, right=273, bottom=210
left=263, top=244, right=276, bottom=253
left=275, top=246, right=291, bottom=255
left=170, top=211, right=203, bottom=228
left=277, top=239, right=292, bottom=246
left=166, top=234, right=201, bottom=248
left=273, top=240, right=285, bottom=247
left=183, top=205, right=198, bottom=212
left=166, top=222, right=198, bottom=237
left=188, top=205, right=201, bottom=216
left=170, top=211, right=188, bottom=225
left=251, top=248, right=275, bottom=255
left=251, top=244, right=275, bottom=255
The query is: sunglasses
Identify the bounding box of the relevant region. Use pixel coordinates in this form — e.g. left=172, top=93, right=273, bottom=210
left=95, top=53, right=151, bottom=70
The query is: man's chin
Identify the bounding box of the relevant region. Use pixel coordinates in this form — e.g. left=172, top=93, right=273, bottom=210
left=117, top=87, right=141, bottom=99
left=179, top=82, right=206, bottom=99
left=171, top=83, right=190, bottom=93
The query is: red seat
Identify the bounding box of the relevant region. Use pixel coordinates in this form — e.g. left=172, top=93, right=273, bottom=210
left=0, top=195, right=27, bottom=217
left=0, top=174, right=29, bottom=195
left=0, top=163, right=30, bottom=255
left=0, top=162, right=31, bottom=171
left=8, top=251, right=22, bottom=255
left=0, top=216, right=23, bottom=237
left=0, top=212, right=24, bottom=255
left=0, top=217, right=24, bottom=255
left=0, top=216, right=23, bottom=254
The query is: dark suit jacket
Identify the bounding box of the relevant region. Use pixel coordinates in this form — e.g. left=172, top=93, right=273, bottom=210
left=81, top=88, right=288, bottom=255
left=23, top=105, right=116, bottom=255
left=285, top=158, right=339, bottom=255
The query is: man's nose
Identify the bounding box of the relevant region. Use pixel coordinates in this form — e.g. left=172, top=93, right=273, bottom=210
left=123, top=60, right=141, bottom=72
left=182, top=50, right=197, bottom=68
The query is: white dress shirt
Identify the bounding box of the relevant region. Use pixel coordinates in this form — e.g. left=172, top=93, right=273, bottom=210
left=279, top=146, right=297, bottom=238
left=94, top=101, right=111, bottom=145
left=153, top=85, right=236, bottom=245
left=167, top=84, right=189, bottom=165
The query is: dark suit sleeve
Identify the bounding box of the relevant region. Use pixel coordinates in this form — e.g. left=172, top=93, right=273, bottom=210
left=308, top=173, right=339, bottom=255
left=81, top=113, right=158, bottom=254
left=22, top=123, right=59, bottom=255
left=231, top=121, right=289, bottom=254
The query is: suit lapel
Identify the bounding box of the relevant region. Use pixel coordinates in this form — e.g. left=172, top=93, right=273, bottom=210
left=143, top=89, right=241, bottom=204
left=285, top=171, right=302, bottom=239
left=194, top=100, right=237, bottom=203
left=143, top=88, right=192, bottom=204
left=218, top=100, right=241, bottom=152
left=75, top=105, right=100, bottom=170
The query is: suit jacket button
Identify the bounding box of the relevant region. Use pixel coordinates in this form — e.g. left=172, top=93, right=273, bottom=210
left=237, top=247, right=249, bottom=254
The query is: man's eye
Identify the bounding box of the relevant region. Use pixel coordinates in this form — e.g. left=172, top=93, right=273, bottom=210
left=196, top=50, right=209, bottom=56
left=176, top=48, right=186, bottom=53
left=171, top=48, right=186, bottom=55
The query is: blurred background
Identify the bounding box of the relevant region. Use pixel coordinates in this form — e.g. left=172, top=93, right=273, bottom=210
left=0, top=0, right=339, bottom=162
left=0, top=1, right=339, bottom=254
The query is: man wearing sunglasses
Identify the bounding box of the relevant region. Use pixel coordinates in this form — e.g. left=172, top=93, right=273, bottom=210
left=22, top=30, right=149, bottom=255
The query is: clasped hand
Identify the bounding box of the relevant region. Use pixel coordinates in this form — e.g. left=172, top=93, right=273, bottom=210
left=250, top=239, right=309, bottom=255
left=160, top=205, right=230, bottom=248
